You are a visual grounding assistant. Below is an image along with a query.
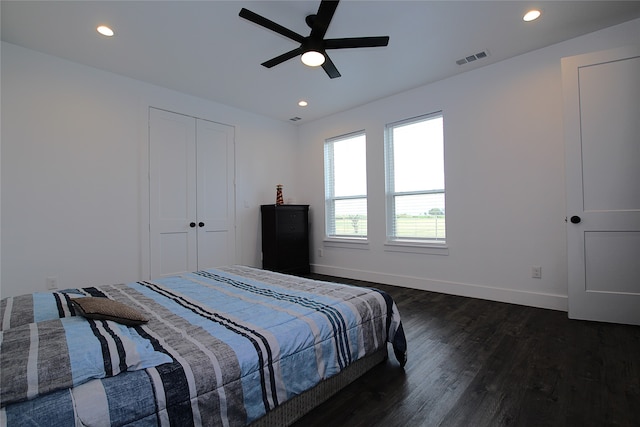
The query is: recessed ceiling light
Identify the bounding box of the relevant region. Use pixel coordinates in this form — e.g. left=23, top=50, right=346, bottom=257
left=298, top=100, right=308, bottom=107
left=523, top=10, right=541, bottom=22
left=97, top=25, right=114, bottom=37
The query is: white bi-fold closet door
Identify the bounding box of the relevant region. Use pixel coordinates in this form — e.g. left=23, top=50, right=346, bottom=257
left=149, top=107, right=235, bottom=278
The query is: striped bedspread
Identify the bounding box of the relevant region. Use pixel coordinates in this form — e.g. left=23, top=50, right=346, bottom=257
left=0, top=266, right=406, bottom=426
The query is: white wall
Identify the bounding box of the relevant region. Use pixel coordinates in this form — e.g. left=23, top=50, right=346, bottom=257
left=0, top=41, right=299, bottom=298
left=298, top=18, right=640, bottom=311
left=2, top=18, right=639, bottom=307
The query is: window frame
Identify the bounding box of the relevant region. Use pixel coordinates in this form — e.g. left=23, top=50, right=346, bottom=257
left=384, top=111, right=448, bottom=254
left=324, top=130, right=368, bottom=243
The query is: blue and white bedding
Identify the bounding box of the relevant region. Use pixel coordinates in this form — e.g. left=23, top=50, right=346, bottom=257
left=0, top=266, right=407, bottom=426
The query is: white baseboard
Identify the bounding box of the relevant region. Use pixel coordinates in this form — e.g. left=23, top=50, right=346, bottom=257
left=311, top=264, right=568, bottom=312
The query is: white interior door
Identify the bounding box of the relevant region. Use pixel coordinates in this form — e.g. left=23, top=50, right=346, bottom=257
left=195, top=118, right=235, bottom=269
left=149, top=108, right=236, bottom=278
left=149, top=108, right=198, bottom=277
left=562, top=46, right=640, bottom=325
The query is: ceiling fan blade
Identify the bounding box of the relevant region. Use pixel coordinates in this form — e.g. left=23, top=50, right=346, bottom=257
left=239, top=8, right=306, bottom=44
left=324, top=36, right=390, bottom=49
left=261, top=47, right=304, bottom=68
left=321, top=54, right=341, bottom=79
left=310, top=0, right=339, bottom=40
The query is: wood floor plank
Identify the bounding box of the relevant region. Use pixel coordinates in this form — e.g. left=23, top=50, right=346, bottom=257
left=291, top=274, right=640, bottom=427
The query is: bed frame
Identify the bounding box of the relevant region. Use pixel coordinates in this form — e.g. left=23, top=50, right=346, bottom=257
left=251, top=348, right=387, bottom=426
left=1, top=266, right=405, bottom=426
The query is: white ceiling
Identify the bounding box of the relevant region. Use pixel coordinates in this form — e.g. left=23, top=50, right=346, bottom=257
left=3, top=1, right=640, bottom=123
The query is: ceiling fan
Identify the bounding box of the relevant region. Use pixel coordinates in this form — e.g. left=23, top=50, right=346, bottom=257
left=239, top=0, right=389, bottom=79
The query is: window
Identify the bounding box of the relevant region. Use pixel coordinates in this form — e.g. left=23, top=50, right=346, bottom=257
left=385, top=112, right=445, bottom=244
left=324, top=131, right=367, bottom=239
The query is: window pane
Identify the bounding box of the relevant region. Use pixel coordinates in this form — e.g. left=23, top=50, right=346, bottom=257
left=333, top=198, right=367, bottom=237
left=386, top=112, right=446, bottom=243
left=393, top=193, right=446, bottom=240
left=325, top=131, right=367, bottom=239
left=393, top=117, right=444, bottom=192
left=333, top=134, right=367, bottom=197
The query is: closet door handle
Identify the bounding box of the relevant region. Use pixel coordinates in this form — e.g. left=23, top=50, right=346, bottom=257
left=189, top=222, right=196, bottom=228
left=199, top=222, right=205, bottom=227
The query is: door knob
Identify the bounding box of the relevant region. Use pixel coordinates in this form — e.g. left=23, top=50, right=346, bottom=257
left=570, top=216, right=581, bottom=224
left=199, top=222, right=205, bottom=227
left=190, top=222, right=196, bottom=228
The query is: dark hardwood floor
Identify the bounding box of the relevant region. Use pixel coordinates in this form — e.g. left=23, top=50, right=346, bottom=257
left=292, top=274, right=640, bottom=427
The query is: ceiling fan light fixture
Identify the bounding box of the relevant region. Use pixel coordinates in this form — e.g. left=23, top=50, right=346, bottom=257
left=239, top=1, right=389, bottom=78
left=301, top=50, right=325, bottom=67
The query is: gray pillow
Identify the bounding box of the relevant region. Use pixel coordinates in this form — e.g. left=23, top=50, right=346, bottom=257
left=71, top=297, right=149, bottom=326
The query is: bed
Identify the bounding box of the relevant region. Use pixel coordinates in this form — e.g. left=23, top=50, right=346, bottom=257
left=1, top=265, right=406, bottom=426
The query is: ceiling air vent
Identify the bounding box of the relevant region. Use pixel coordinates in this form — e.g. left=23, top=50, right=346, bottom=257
left=289, top=117, right=302, bottom=122
left=456, top=50, right=489, bottom=66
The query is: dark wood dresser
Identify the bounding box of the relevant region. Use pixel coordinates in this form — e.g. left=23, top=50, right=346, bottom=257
left=261, top=204, right=310, bottom=274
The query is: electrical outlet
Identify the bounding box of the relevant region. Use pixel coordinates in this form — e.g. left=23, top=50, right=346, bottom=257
left=318, top=248, right=324, bottom=257
left=46, top=276, right=58, bottom=290
left=531, top=266, right=542, bottom=279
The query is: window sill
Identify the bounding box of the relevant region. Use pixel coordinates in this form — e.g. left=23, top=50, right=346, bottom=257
left=384, top=241, right=449, bottom=256
left=323, top=238, right=369, bottom=250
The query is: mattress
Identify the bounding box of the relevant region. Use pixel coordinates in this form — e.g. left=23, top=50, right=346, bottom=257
left=0, top=266, right=406, bottom=426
